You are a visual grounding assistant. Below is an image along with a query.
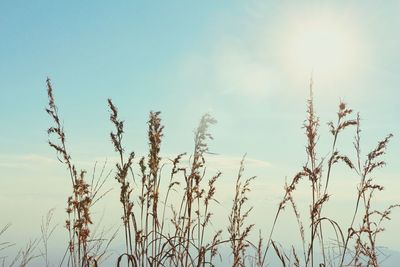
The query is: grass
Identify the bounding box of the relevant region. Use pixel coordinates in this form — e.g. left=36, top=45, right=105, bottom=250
left=0, top=78, right=398, bottom=266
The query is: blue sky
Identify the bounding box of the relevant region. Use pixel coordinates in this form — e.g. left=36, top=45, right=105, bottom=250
left=1, top=1, right=400, bottom=265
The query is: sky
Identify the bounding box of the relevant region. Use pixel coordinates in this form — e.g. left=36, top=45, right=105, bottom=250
left=1, top=1, right=400, bottom=266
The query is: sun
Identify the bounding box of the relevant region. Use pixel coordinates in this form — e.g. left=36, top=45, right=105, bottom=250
left=281, top=13, right=362, bottom=82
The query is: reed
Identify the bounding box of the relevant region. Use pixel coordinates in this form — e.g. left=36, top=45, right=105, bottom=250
left=3, top=78, right=395, bottom=266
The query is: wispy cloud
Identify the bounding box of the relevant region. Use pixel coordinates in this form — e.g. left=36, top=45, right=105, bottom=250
left=177, top=34, right=283, bottom=98
left=204, top=154, right=271, bottom=171
left=0, top=154, right=57, bottom=169
left=87, top=153, right=271, bottom=172
left=214, top=40, right=280, bottom=97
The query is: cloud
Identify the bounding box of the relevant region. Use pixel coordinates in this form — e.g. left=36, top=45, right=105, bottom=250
left=214, top=40, right=279, bottom=96
left=0, top=154, right=57, bottom=169
left=176, top=32, right=283, bottom=98
left=204, top=154, right=271, bottom=171
left=0, top=153, right=270, bottom=173
left=86, top=153, right=271, bottom=172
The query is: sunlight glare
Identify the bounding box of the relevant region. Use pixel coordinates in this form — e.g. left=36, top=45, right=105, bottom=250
left=281, top=14, right=361, bottom=82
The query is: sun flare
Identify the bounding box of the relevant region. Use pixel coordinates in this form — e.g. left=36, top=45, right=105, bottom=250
left=282, top=14, right=362, bottom=81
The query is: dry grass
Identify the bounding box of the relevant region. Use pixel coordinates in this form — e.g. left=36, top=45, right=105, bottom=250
left=260, top=80, right=397, bottom=267
left=228, top=156, right=255, bottom=267
left=0, top=78, right=398, bottom=267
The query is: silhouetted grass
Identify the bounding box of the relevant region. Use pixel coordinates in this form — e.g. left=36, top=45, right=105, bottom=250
left=45, top=78, right=400, bottom=267
left=1, top=78, right=397, bottom=267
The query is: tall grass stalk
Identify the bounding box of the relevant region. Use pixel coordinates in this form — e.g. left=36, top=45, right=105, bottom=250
left=39, top=78, right=399, bottom=266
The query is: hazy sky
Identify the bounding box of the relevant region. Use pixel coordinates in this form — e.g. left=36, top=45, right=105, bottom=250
left=1, top=1, right=399, bottom=265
